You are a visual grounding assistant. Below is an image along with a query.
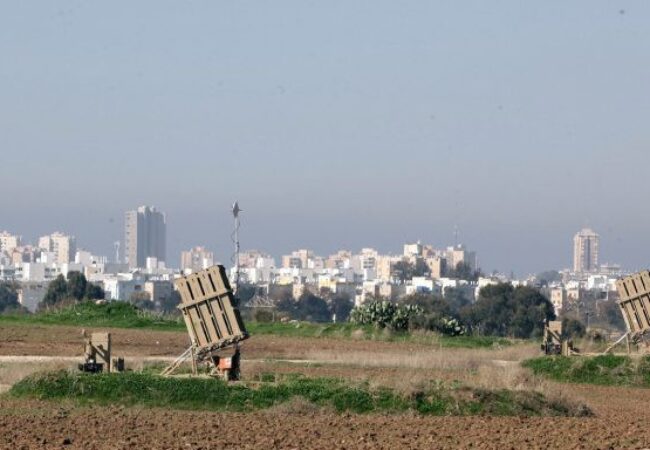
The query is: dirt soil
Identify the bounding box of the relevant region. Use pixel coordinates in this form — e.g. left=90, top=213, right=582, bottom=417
left=1, top=386, right=650, bottom=450
left=0, top=323, right=477, bottom=360
left=2, top=323, right=650, bottom=449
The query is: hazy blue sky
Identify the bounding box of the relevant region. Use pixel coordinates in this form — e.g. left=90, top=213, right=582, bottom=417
left=1, top=2, right=649, bottom=275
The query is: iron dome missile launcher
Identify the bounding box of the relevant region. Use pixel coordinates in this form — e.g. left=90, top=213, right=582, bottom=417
left=163, top=265, right=249, bottom=380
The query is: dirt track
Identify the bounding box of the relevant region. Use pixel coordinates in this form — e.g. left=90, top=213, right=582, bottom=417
left=2, top=323, right=650, bottom=449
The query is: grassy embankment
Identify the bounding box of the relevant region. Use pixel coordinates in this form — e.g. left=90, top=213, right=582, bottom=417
left=10, top=370, right=589, bottom=417
left=0, top=301, right=183, bottom=331
left=523, top=355, right=650, bottom=388
left=0, top=301, right=511, bottom=349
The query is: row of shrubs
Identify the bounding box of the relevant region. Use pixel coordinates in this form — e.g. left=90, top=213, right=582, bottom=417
left=349, top=301, right=465, bottom=336
left=10, top=370, right=590, bottom=417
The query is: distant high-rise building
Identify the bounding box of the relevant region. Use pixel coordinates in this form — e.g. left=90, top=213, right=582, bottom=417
left=573, top=228, right=599, bottom=273
left=180, top=246, right=214, bottom=273
left=403, top=242, right=423, bottom=259
left=124, top=206, right=166, bottom=268
left=38, top=232, right=76, bottom=264
left=0, top=231, right=21, bottom=255
left=425, top=256, right=447, bottom=279
left=445, top=245, right=477, bottom=272
left=281, top=249, right=314, bottom=269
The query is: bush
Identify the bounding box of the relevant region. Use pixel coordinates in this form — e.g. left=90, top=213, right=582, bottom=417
left=349, top=301, right=422, bottom=331
left=561, top=317, right=586, bottom=339
left=400, top=293, right=466, bottom=336
left=522, top=355, right=647, bottom=387
left=253, top=308, right=274, bottom=323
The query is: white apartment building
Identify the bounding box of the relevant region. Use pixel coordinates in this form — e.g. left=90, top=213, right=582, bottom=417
left=21, top=263, right=56, bottom=282
left=239, top=250, right=274, bottom=269
left=180, top=246, right=214, bottom=273
left=281, top=249, right=314, bottom=269
left=445, top=245, right=477, bottom=271
left=38, top=232, right=76, bottom=265
left=403, top=242, right=423, bottom=259
left=75, top=250, right=107, bottom=266
left=102, top=274, right=146, bottom=301
left=407, top=277, right=438, bottom=295
left=0, top=231, right=21, bottom=255
left=325, top=250, right=351, bottom=270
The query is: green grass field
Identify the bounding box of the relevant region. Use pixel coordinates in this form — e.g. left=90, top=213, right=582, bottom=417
left=523, top=355, right=650, bottom=387
left=0, top=301, right=512, bottom=348
left=0, top=301, right=184, bottom=331
left=10, top=370, right=589, bottom=417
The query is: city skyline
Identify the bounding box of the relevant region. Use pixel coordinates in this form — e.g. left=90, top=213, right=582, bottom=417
left=0, top=219, right=627, bottom=313
left=0, top=217, right=625, bottom=276
left=3, top=3, right=650, bottom=274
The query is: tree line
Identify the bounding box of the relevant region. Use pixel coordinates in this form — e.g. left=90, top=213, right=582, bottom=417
left=353, top=284, right=559, bottom=338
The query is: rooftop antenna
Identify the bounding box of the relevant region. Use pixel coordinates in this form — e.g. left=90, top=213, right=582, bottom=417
left=454, top=224, right=459, bottom=248
left=113, top=241, right=120, bottom=263
left=231, top=201, right=242, bottom=293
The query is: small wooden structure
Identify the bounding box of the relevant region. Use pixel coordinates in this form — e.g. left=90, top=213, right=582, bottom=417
left=79, top=331, right=124, bottom=373
left=542, top=321, right=576, bottom=356
left=163, top=265, right=249, bottom=380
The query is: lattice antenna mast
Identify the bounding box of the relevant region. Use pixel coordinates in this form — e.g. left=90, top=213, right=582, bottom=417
left=231, top=201, right=242, bottom=294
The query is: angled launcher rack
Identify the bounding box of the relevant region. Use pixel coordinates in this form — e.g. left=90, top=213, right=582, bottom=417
left=162, top=265, right=249, bottom=379
left=541, top=270, right=650, bottom=357
left=613, top=270, right=650, bottom=352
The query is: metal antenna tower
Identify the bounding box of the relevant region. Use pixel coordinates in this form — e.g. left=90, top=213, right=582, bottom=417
left=231, top=201, right=242, bottom=293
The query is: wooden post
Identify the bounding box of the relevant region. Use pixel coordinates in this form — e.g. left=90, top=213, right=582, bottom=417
left=190, top=346, right=198, bottom=376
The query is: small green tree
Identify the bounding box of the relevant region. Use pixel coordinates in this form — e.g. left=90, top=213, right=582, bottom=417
left=296, top=293, right=330, bottom=322
left=130, top=291, right=154, bottom=310
left=444, top=287, right=472, bottom=314
left=0, top=282, right=24, bottom=313
left=447, top=262, right=480, bottom=281
left=391, top=261, right=414, bottom=283
left=39, top=272, right=104, bottom=309
left=85, top=282, right=105, bottom=300
left=391, top=259, right=430, bottom=282
left=66, top=271, right=87, bottom=300
left=158, top=290, right=182, bottom=314
left=41, top=274, right=68, bottom=307
left=536, top=270, right=562, bottom=286
left=329, top=294, right=354, bottom=322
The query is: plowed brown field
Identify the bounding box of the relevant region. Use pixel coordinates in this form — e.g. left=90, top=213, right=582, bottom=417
left=1, top=323, right=649, bottom=449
